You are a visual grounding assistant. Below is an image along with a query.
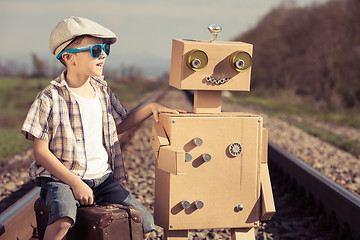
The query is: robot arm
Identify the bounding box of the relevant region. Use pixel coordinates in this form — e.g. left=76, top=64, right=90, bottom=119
left=260, top=128, right=276, bottom=220
left=260, top=164, right=275, bottom=220
left=151, top=122, right=185, bottom=175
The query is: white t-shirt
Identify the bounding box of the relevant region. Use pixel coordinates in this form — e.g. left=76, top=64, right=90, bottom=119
left=70, top=89, right=111, bottom=179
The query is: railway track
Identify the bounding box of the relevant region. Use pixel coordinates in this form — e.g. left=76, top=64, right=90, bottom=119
left=268, top=142, right=360, bottom=240
left=0, top=88, right=360, bottom=239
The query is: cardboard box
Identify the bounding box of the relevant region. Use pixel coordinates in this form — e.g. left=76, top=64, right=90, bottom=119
left=169, top=39, right=253, bottom=91
left=154, top=112, right=266, bottom=230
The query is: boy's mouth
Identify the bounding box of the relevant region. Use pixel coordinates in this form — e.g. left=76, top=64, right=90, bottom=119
left=96, top=62, right=104, bottom=67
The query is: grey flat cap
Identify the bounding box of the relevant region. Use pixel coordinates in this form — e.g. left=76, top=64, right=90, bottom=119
left=50, top=16, right=117, bottom=57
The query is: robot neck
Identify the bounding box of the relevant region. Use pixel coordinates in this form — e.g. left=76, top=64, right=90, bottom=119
left=193, top=90, right=222, bottom=113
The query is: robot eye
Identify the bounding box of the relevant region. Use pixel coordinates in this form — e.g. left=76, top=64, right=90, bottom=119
left=230, top=51, right=252, bottom=72
left=186, top=50, right=208, bottom=71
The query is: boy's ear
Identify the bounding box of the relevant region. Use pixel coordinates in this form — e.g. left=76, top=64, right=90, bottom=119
left=62, top=53, right=75, bottom=65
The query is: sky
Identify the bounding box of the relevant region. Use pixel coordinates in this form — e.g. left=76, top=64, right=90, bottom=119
left=0, top=0, right=327, bottom=77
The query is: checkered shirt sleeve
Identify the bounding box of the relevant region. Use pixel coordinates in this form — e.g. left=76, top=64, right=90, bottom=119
left=108, top=87, right=127, bottom=124
left=21, top=89, right=52, bottom=142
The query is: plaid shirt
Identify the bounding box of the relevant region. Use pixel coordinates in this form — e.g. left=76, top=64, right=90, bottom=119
left=22, top=71, right=128, bottom=183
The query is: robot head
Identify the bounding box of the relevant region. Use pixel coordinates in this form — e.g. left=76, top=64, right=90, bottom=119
left=169, top=25, right=253, bottom=91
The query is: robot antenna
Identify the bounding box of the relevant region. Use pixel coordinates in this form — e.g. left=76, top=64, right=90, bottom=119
left=208, top=24, right=222, bottom=42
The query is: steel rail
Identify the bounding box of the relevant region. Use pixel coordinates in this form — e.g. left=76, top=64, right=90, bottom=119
left=0, top=87, right=168, bottom=240
left=268, top=141, right=360, bottom=239
left=0, top=187, right=40, bottom=239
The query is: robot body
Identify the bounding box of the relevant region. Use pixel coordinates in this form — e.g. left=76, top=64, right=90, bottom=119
left=151, top=26, right=275, bottom=239
left=152, top=112, right=267, bottom=230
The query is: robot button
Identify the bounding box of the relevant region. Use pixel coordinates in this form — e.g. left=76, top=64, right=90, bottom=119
left=235, top=205, right=244, bottom=212
left=195, top=201, right=204, bottom=209
left=202, top=153, right=212, bottom=162
left=185, top=153, right=192, bottom=162
left=229, top=142, right=242, bottom=157
left=193, top=137, right=203, bottom=146
left=181, top=201, right=191, bottom=209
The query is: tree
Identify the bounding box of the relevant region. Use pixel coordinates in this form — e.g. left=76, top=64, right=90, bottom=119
left=31, top=53, right=45, bottom=77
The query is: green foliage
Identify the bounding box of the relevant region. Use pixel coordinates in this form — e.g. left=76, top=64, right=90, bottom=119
left=0, top=77, right=49, bottom=128
left=0, top=128, right=32, bottom=161
left=31, top=53, right=45, bottom=77
left=235, top=0, right=360, bottom=110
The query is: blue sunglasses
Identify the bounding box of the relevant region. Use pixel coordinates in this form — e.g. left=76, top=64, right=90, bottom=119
left=56, top=42, right=111, bottom=59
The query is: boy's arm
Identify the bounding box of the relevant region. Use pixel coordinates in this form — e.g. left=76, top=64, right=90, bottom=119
left=116, top=102, right=185, bottom=134
left=33, top=138, right=94, bottom=205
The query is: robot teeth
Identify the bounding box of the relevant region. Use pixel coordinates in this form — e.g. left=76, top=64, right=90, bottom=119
left=206, top=76, right=230, bottom=85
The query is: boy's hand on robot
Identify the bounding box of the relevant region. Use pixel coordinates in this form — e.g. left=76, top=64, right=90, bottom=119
left=150, top=102, right=186, bottom=123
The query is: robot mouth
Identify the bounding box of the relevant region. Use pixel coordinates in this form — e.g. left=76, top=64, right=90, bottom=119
left=205, top=76, right=230, bottom=85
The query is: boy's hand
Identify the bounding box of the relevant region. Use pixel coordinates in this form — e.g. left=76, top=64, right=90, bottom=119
left=71, top=180, right=94, bottom=205
left=33, top=138, right=95, bottom=205
left=150, top=103, right=187, bottom=123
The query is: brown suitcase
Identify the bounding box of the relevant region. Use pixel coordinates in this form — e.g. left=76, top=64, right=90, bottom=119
left=34, top=198, right=143, bottom=240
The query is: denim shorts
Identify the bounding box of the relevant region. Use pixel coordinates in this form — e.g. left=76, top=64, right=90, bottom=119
left=38, top=173, right=155, bottom=233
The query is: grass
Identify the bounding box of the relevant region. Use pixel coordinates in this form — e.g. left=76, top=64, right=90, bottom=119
left=229, top=90, right=360, bottom=157
left=0, top=128, right=33, bottom=160
left=292, top=121, right=360, bottom=156
left=229, top=91, right=360, bottom=128
left=0, top=78, right=48, bottom=160
left=0, top=76, right=163, bottom=162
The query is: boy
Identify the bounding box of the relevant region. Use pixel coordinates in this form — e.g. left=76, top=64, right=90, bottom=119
left=22, top=16, right=182, bottom=240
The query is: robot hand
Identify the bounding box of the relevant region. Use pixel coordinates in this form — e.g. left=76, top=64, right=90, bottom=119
left=151, top=122, right=185, bottom=175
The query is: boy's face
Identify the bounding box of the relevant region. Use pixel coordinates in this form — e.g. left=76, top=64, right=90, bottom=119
left=71, top=36, right=108, bottom=78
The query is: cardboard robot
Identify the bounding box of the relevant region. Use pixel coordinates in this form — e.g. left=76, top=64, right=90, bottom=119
left=150, top=25, right=275, bottom=240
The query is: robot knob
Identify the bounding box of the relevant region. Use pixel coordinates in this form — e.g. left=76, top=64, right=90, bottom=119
left=185, top=153, right=192, bottom=162
left=235, top=59, right=245, bottom=69
left=202, top=153, right=212, bottom=162
left=190, top=59, right=202, bottom=69
left=195, top=201, right=204, bottom=209
left=193, top=137, right=203, bottom=146
left=181, top=201, right=191, bottom=210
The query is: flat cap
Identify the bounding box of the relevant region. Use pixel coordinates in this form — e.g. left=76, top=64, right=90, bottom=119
left=49, top=16, right=117, bottom=57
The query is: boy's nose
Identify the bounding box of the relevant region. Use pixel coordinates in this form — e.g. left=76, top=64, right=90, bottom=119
left=99, top=49, right=107, bottom=59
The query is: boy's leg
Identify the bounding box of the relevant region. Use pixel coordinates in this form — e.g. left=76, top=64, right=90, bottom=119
left=43, top=217, right=72, bottom=240
left=94, top=176, right=155, bottom=236
left=40, top=180, right=79, bottom=239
